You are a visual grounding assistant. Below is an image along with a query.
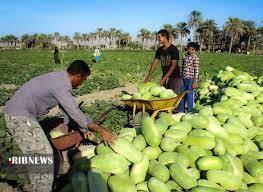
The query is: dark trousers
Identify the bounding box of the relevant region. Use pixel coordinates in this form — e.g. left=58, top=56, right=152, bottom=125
left=164, top=77, right=184, bottom=95
left=54, top=54, right=61, bottom=64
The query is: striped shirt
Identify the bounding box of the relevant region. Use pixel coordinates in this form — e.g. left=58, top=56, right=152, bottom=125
left=181, top=53, right=199, bottom=83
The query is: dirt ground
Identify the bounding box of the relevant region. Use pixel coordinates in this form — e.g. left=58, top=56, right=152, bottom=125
left=47, top=83, right=137, bottom=116
left=0, top=84, right=17, bottom=90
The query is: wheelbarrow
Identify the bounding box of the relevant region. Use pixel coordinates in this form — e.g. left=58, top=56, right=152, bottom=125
left=121, top=91, right=189, bottom=127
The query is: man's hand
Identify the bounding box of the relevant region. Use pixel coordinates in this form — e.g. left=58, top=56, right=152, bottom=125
left=159, top=78, right=166, bottom=86
left=192, top=82, right=198, bottom=89
left=100, top=128, right=117, bottom=146
left=144, top=77, right=150, bottom=83
left=79, top=128, right=92, bottom=139
left=87, top=123, right=117, bottom=145
left=84, top=131, right=93, bottom=139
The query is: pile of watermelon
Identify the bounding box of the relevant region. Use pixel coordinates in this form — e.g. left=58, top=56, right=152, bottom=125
left=122, top=82, right=177, bottom=101
left=60, top=66, right=263, bottom=192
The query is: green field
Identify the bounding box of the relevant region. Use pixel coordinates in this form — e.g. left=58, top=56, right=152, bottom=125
left=0, top=49, right=262, bottom=105
left=1, top=49, right=262, bottom=84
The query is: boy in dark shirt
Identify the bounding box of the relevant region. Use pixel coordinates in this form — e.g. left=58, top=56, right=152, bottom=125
left=179, top=42, right=200, bottom=112
left=144, top=29, right=183, bottom=95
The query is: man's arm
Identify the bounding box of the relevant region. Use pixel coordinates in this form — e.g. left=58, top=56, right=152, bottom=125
left=54, top=88, right=92, bottom=127
left=59, top=105, right=70, bottom=125
left=160, top=60, right=177, bottom=85
left=145, top=58, right=159, bottom=82
left=53, top=88, right=116, bottom=144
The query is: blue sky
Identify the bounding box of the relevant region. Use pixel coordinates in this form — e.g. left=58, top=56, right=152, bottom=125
left=0, top=0, right=262, bottom=37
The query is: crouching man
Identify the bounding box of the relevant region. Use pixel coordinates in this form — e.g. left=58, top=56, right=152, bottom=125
left=4, top=60, right=116, bottom=192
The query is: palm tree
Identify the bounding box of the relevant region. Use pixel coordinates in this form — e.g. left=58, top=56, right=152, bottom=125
left=151, top=31, right=158, bottom=49
left=224, top=17, right=244, bottom=53
left=96, top=28, right=103, bottom=46
left=1, top=35, right=18, bottom=48
left=242, top=20, right=257, bottom=52
left=46, top=34, right=53, bottom=48
left=201, top=19, right=217, bottom=52
left=121, top=32, right=131, bottom=47
left=196, top=26, right=205, bottom=51
left=21, top=34, right=31, bottom=48
left=102, top=30, right=110, bottom=47
left=62, top=35, right=72, bottom=49
left=21, top=34, right=37, bottom=48
left=82, top=33, right=90, bottom=49
left=0, top=35, right=9, bottom=47
left=188, top=10, right=203, bottom=42
left=213, top=30, right=228, bottom=51
left=144, top=30, right=151, bottom=48
left=115, top=29, right=123, bottom=48
left=252, top=27, right=263, bottom=53
left=37, top=33, right=52, bottom=48
left=53, top=32, right=61, bottom=46
left=89, top=32, right=96, bottom=47
left=138, top=28, right=151, bottom=48
left=73, top=32, right=81, bottom=49
left=175, top=22, right=190, bottom=51
left=163, top=24, right=175, bottom=42
left=137, top=28, right=146, bottom=47
left=36, top=33, right=44, bottom=48
left=0, top=36, right=6, bottom=44
left=9, top=35, right=18, bottom=47
left=109, top=28, right=116, bottom=48
left=31, top=34, right=38, bottom=48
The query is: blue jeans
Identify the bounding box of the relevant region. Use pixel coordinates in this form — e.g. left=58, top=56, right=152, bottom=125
left=95, top=56, right=100, bottom=62
left=179, top=79, right=194, bottom=113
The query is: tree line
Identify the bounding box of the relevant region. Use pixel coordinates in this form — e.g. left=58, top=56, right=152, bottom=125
left=0, top=10, right=262, bottom=53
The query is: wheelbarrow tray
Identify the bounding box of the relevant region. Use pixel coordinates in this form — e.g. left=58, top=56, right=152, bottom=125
left=121, top=91, right=187, bottom=111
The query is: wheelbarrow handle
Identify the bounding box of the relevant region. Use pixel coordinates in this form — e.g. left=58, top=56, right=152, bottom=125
left=94, top=106, right=118, bottom=124
left=79, top=101, right=84, bottom=107
left=176, top=90, right=191, bottom=102
left=173, top=90, right=192, bottom=108
left=82, top=106, right=120, bottom=145
left=94, top=104, right=128, bottom=125
left=78, top=101, right=119, bottom=124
